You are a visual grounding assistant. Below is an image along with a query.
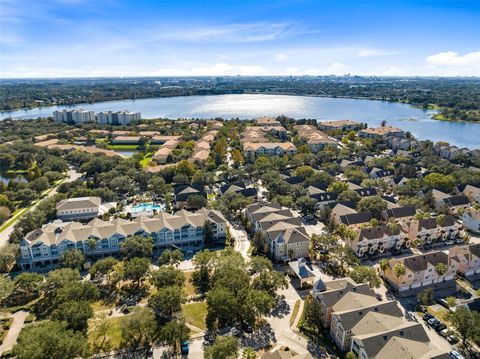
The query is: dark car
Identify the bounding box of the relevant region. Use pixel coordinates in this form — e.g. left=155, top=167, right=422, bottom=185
left=242, top=322, right=253, bottom=334
left=423, top=313, right=433, bottom=321
left=447, top=335, right=459, bottom=344
left=204, top=331, right=216, bottom=344
left=434, top=323, right=447, bottom=332
left=181, top=341, right=189, bottom=355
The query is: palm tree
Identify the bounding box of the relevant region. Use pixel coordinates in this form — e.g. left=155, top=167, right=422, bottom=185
left=393, top=263, right=406, bottom=291
left=434, top=262, right=448, bottom=277
left=379, top=258, right=390, bottom=273
left=243, top=347, right=256, bottom=359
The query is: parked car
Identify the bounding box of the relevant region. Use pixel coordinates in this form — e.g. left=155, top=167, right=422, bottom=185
left=447, top=335, right=459, bottom=344
left=450, top=350, right=465, bottom=359
left=445, top=240, right=454, bottom=246
left=231, top=327, right=241, bottom=337
left=427, top=317, right=440, bottom=327
left=423, top=313, right=434, bottom=321
left=181, top=341, right=189, bottom=355
left=434, top=322, right=447, bottom=332
left=439, top=329, right=450, bottom=338
left=204, top=331, right=216, bottom=344
left=241, top=322, right=253, bottom=334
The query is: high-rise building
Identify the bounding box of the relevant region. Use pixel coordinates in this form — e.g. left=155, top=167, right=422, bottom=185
left=53, top=109, right=95, bottom=123
left=97, top=110, right=141, bottom=125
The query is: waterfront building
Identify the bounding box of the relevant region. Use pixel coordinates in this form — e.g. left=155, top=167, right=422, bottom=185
left=97, top=110, right=141, bottom=125
left=53, top=109, right=95, bottom=123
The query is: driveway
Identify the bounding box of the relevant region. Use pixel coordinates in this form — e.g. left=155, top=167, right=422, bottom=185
left=0, top=167, right=81, bottom=248
left=0, top=310, right=29, bottom=354
left=230, top=224, right=250, bottom=260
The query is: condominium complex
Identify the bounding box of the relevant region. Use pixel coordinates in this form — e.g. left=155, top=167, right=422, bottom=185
left=242, top=142, right=297, bottom=161
left=18, top=209, right=226, bottom=270
left=97, top=110, right=141, bottom=125
left=52, top=109, right=141, bottom=125
left=53, top=109, right=95, bottom=123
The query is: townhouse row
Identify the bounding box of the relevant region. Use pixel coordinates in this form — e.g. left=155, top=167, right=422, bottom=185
left=313, top=277, right=448, bottom=358
left=245, top=202, right=310, bottom=261
left=383, top=244, right=480, bottom=293
left=18, top=208, right=227, bottom=270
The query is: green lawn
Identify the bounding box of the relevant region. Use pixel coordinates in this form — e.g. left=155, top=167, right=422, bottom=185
left=140, top=152, right=154, bottom=168
left=182, top=302, right=207, bottom=330
left=183, top=271, right=196, bottom=297
left=290, top=300, right=301, bottom=327
left=89, top=316, right=124, bottom=351
left=107, top=144, right=140, bottom=150
left=0, top=207, right=29, bottom=233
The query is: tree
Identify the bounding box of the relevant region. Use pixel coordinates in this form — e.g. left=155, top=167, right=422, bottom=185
left=120, top=307, right=158, bottom=352
left=157, top=319, right=190, bottom=354
left=231, top=149, right=244, bottom=167
left=349, top=266, right=381, bottom=288
left=434, top=262, right=448, bottom=277
left=13, top=320, right=90, bottom=359
left=416, top=288, right=433, bottom=306
left=327, top=181, right=348, bottom=194
left=424, top=172, right=455, bottom=192
left=158, top=249, right=183, bottom=266
left=346, top=352, right=356, bottom=359
left=59, top=249, right=85, bottom=270
left=123, top=257, right=150, bottom=287
left=13, top=272, right=44, bottom=302
left=206, top=286, right=238, bottom=329
left=176, top=160, right=196, bottom=178
left=331, top=246, right=359, bottom=275
left=357, top=196, right=388, bottom=220
left=0, top=243, right=18, bottom=273
left=393, top=263, right=406, bottom=290
left=89, top=257, right=118, bottom=281
left=243, top=347, right=256, bottom=359
left=187, top=194, right=207, bottom=209
left=379, top=258, right=390, bottom=273
left=448, top=307, right=480, bottom=348
left=120, top=235, right=153, bottom=259
left=302, top=295, right=324, bottom=333
left=151, top=266, right=185, bottom=289
left=294, top=165, right=315, bottom=179
left=192, top=249, right=216, bottom=293
left=51, top=300, right=93, bottom=332
left=148, top=285, right=185, bottom=320
left=338, top=190, right=361, bottom=203
left=0, top=276, right=14, bottom=305
left=204, top=335, right=239, bottom=359
left=296, top=195, right=317, bottom=217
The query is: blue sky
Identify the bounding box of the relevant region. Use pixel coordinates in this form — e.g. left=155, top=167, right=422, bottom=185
left=1, top=0, right=479, bottom=77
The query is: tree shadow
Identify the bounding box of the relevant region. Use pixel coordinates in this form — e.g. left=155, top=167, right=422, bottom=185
left=270, top=295, right=291, bottom=318
left=240, top=323, right=276, bottom=350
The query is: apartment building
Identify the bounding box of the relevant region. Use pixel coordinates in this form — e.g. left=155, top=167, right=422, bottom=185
left=383, top=251, right=456, bottom=293
left=294, top=124, right=337, bottom=152
left=330, top=300, right=404, bottom=351
left=462, top=209, right=480, bottom=233
left=313, top=277, right=378, bottom=328
left=245, top=202, right=310, bottom=261
left=350, top=323, right=448, bottom=359
left=359, top=126, right=405, bottom=139
left=349, top=224, right=407, bottom=257
left=448, top=244, right=480, bottom=277
left=97, top=110, right=141, bottom=125
left=152, top=139, right=180, bottom=164
left=53, top=109, right=95, bottom=124
left=407, top=215, right=460, bottom=244
left=18, top=209, right=227, bottom=270
left=317, top=119, right=360, bottom=132
left=55, top=197, right=105, bottom=221
left=256, top=116, right=281, bottom=126
left=242, top=142, right=297, bottom=161
left=190, top=130, right=218, bottom=164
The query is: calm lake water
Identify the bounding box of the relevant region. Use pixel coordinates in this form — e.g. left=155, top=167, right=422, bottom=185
left=1, top=94, right=479, bottom=148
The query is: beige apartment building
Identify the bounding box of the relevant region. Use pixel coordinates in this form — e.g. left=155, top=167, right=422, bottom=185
left=242, top=142, right=297, bottom=161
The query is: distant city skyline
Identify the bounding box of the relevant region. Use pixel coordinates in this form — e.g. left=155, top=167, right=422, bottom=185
left=1, top=0, right=479, bottom=78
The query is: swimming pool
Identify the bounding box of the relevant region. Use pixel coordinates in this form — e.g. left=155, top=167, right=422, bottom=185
left=129, top=203, right=165, bottom=213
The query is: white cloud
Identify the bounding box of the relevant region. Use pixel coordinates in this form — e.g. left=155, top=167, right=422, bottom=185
left=326, top=62, right=349, bottom=75
left=356, top=48, right=398, bottom=57
left=152, top=22, right=307, bottom=43
left=426, top=51, right=480, bottom=66
left=273, top=53, right=287, bottom=62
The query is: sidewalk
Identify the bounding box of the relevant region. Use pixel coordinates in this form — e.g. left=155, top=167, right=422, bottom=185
left=0, top=311, right=29, bottom=354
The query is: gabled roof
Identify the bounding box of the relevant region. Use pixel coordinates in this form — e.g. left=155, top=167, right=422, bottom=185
left=56, top=197, right=101, bottom=211
left=443, top=195, right=470, bottom=207
left=340, top=212, right=372, bottom=226
left=383, top=206, right=416, bottom=219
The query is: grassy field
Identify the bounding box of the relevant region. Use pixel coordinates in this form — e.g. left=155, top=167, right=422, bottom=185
left=139, top=152, right=154, bottom=168
left=290, top=300, right=301, bottom=327
left=182, top=301, right=207, bottom=330
left=89, top=316, right=124, bottom=351
left=183, top=271, right=196, bottom=297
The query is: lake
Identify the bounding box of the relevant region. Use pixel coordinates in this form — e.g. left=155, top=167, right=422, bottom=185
left=1, top=94, right=479, bottom=148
